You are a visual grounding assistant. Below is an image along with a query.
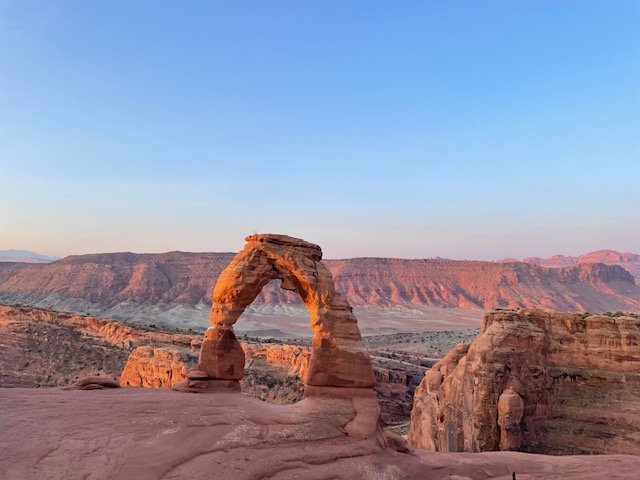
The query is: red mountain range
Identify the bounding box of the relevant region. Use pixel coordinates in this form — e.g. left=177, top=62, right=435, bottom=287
left=0, top=250, right=638, bottom=331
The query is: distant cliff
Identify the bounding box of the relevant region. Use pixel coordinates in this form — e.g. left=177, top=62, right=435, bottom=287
left=518, top=249, right=640, bottom=281
left=0, top=249, right=59, bottom=264
left=0, top=251, right=638, bottom=328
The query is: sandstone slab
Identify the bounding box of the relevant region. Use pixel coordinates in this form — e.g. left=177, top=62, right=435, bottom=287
left=2, top=387, right=640, bottom=480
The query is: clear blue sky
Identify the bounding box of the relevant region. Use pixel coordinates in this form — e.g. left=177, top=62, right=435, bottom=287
left=1, top=1, right=638, bottom=259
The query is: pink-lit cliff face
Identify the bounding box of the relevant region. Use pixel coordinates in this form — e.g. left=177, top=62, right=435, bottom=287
left=520, top=250, right=640, bottom=281
left=1, top=251, right=639, bottom=328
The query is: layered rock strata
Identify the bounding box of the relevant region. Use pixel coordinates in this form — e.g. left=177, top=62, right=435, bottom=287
left=176, top=234, right=380, bottom=438
left=2, top=250, right=640, bottom=327
left=408, top=309, right=640, bottom=454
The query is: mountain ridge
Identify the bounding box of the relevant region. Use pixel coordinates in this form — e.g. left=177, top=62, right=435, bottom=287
left=514, top=249, right=640, bottom=280
left=0, top=250, right=638, bottom=331
left=0, top=249, right=60, bottom=264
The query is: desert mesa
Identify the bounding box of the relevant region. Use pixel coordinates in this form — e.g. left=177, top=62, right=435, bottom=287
left=0, top=247, right=638, bottom=334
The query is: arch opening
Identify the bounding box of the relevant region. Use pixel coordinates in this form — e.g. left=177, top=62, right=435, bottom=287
left=196, top=234, right=375, bottom=389
left=234, top=278, right=310, bottom=338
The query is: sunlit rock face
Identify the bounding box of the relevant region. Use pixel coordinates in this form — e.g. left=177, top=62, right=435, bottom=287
left=175, top=234, right=380, bottom=439
left=408, top=308, right=640, bottom=455
left=120, top=346, right=194, bottom=388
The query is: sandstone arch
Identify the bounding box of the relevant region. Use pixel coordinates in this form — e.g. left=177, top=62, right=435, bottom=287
left=176, top=235, right=378, bottom=439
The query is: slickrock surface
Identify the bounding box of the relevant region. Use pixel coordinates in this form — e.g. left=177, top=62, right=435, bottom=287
left=408, top=308, right=640, bottom=455
left=1, top=249, right=639, bottom=331
left=2, top=387, right=640, bottom=480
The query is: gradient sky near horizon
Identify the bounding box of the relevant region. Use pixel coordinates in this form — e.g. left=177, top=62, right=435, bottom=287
left=1, top=1, right=639, bottom=260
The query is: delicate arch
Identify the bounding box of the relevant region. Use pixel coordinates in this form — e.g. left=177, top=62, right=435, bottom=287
left=199, top=234, right=375, bottom=388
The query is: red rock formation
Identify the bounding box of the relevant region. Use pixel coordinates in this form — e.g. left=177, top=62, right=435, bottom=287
left=408, top=309, right=640, bottom=455
left=522, top=249, right=640, bottom=280
left=119, top=347, right=194, bottom=388
left=190, top=234, right=375, bottom=388
left=177, top=234, right=380, bottom=439
left=0, top=251, right=233, bottom=308
left=497, top=388, right=525, bottom=451
left=199, top=327, right=245, bottom=380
